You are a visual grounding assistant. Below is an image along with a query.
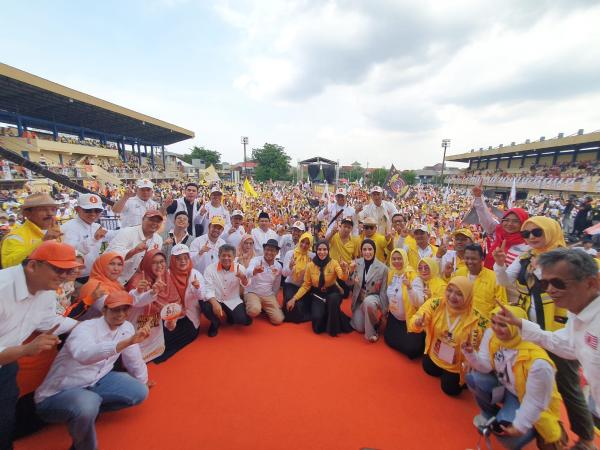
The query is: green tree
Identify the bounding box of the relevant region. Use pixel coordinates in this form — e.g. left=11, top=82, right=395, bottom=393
left=181, top=146, right=221, bottom=167
left=370, top=168, right=389, bottom=186
left=401, top=170, right=417, bottom=185
left=347, top=166, right=365, bottom=182
left=251, top=143, right=291, bottom=181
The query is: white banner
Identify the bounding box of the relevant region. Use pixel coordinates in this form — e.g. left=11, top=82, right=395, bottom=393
left=2, top=161, right=12, bottom=180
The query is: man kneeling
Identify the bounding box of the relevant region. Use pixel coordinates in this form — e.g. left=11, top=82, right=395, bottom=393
left=35, top=291, right=151, bottom=450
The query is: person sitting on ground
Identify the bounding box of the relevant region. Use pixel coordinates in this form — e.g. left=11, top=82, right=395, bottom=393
left=35, top=291, right=151, bottom=450
left=244, top=239, right=284, bottom=325
left=326, top=217, right=361, bottom=297
left=463, top=305, right=567, bottom=450
left=278, top=220, right=306, bottom=261
left=201, top=244, right=252, bottom=337
left=287, top=240, right=352, bottom=337
left=281, top=232, right=314, bottom=323
left=349, top=239, right=388, bottom=342
left=412, top=257, right=447, bottom=305
left=409, top=276, right=488, bottom=396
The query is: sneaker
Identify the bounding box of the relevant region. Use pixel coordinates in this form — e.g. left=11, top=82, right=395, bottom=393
left=473, top=414, right=496, bottom=436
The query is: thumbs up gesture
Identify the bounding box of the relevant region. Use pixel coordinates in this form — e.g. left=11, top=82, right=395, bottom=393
left=492, top=240, right=507, bottom=267
left=199, top=242, right=211, bottom=255
left=192, top=274, right=200, bottom=289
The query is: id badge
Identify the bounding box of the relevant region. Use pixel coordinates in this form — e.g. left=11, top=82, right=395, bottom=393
left=436, top=340, right=456, bottom=364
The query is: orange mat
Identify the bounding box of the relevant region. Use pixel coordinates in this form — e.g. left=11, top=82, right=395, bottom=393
left=15, top=301, right=597, bottom=450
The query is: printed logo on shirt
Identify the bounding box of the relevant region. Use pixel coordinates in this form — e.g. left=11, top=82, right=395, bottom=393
left=584, top=332, right=598, bottom=350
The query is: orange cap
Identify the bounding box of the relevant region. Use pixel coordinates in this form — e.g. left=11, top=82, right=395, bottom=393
left=104, top=291, right=133, bottom=309
left=29, top=241, right=82, bottom=269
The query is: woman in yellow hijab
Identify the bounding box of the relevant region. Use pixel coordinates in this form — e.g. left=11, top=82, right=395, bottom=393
left=463, top=305, right=567, bottom=449
left=413, top=257, right=448, bottom=304
left=409, top=276, right=488, bottom=396
left=383, top=248, right=423, bottom=359
left=281, top=231, right=314, bottom=323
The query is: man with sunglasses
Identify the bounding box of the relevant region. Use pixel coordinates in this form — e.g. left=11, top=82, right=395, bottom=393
left=495, top=248, right=600, bottom=449
left=0, top=241, right=81, bottom=449
left=61, top=194, right=116, bottom=283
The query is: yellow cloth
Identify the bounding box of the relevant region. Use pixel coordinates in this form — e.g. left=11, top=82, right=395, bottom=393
left=454, top=266, right=507, bottom=318
left=359, top=232, right=389, bottom=262
left=243, top=178, right=258, bottom=199
left=291, top=232, right=313, bottom=284
left=329, top=233, right=360, bottom=264
left=419, top=257, right=448, bottom=301
left=293, top=259, right=348, bottom=300
left=406, top=241, right=438, bottom=271
left=521, top=216, right=566, bottom=255
left=442, top=254, right=466, bottom=281
left=1, top=219, right=45, bottom=268
left=388, top=248, right=418, bottom=320
left=488, top=306, right=564, bottom=444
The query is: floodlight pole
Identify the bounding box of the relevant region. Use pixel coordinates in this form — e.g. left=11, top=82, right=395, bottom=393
left=440, top=139, right=451, bottom=185
left=241, top=136, right=248, bottom=180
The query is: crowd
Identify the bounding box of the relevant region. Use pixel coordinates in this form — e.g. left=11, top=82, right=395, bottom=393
left=0, top=176, right=599, bottom=450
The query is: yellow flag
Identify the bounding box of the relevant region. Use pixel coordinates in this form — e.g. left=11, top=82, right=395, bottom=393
left=244, top=178, right=258, bottom=198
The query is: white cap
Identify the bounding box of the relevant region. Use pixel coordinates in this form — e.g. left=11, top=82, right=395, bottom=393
left=171, top=244, right=190, bottom=256
left=210, top=185, right=223, bottom=194
left=231, top=209, right=244, bottom=218
left=370, top=185, right=383, bottom=194
left=78, top=193, right=104, bottom=210
left=335, top=187, right=347, bottom=196
left=414, top=224, right=429, bottom=233
left=136, top=178, right=154, bottom=189
left=291, top=220, right=306, bottom=231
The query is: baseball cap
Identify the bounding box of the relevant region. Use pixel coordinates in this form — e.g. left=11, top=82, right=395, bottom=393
left=104, top=291, right=133, bottom=309
left=414, top=225, right=429, bottom=234
left=136, top=179, right=154, bottom=189
left=370, top=186, right=383, bottom=194
left=453, top=228, right=474, bottom=241
left=363, top=216, right=377, bottom=226
left=171, top=244, right=190, bottom=256
left=78, top=193, right=104, bottom=210
left=210, top=186, right=223, bottom=195
left=335, top=187, right=347, bottom=196
left=231, top=209, right=244, bottom=218
left=143, top=210, right=163, bottom=220
left=291, top=221, right=306, bottom=231
left=29, top=241, right=82, bottom=269
left=210, top=215, right=225, bottom=227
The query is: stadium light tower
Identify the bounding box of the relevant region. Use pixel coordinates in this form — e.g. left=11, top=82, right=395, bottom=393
left=440, top=139, right=451, bottom=185
left=241, top=136, right=249, bottom=180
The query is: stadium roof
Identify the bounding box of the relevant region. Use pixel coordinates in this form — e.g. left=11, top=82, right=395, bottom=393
left=0, top=63, right=194, bottom=145
left=447, top=130, right=600, bottom=163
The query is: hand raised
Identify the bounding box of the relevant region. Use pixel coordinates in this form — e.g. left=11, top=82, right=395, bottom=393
left=472, top=178, right=483, bottom=198
left=492, top=240, right=507, bottom=267
left=94, top=227, right=107, bottom=241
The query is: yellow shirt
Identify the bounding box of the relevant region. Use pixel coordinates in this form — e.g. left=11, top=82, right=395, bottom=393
left=455, top=267, right=507, bottom=318
left=359, top=233, right=389, bottom=263
left=1, top=219, right=45, bottom=268
left=329, top=233, right=360, bottom=264
left=406, top=242, right=438, bottom=271
left=293, top=259, right=348, bottom=300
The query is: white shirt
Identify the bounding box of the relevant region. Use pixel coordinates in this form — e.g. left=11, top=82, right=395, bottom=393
left=222, top=224, right=245, bottom=249
left=245, top=256, right=282, bottom=297
left=521, top=296, right=600, bottom=417
left=318, top=202, right=357, bottom=235
left=105, top=225, right=163, bottom=284
left=189, top=235, right=225, bottom=274
left=278, top=234, right=296, bottom=260
left=281, top=250, right=314, bottom=286
left=35, top=317, right=147, bottom=403
left=251, top=227, right=279, bottom=256
left=360, top=201, right=398, bottom=235
left=119, top=196, right=158, bottom=228
left=0, top=265, right=77, bottom=367
left=203, top=261, right=248, bottom=310
left=61, top=216, right=116, bottom=277
left=200, top=203, right=230, bottom=235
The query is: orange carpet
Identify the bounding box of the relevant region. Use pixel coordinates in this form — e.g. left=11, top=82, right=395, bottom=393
left=15, top=301, right=597, bottom=450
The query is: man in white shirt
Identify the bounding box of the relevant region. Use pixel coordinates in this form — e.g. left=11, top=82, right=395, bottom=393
left=317, top=187, right=357, bottom=236
left=0, top=241, right=80, bottom=449
left=222, top=210, right=245, bottom=249
left=278, top=221, right=305, bottom=261
left=35, top=291, right=150, bottom=450
left=199, top=185, right=230, bottom=235
left=105, top=210, right=164, bottom=284
left=201, top=244, right=251, bottom=337
left=61, top=193, right=115, bottom=282
left=359, top=185, right=398, bottom=235
left=163, top=182, right=205, bottom=238
left=251, top=212, right=279, bottom=256
left=111, top=179, right=159, bottom=228
left=245, top=239, right=284, bottom=325
left=495, top=248, right=600, bottom=447
left=190, top=215, right=226, bottom=274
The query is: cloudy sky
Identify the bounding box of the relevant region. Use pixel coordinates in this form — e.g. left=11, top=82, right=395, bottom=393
left=2, top=0, right=600, bottom=169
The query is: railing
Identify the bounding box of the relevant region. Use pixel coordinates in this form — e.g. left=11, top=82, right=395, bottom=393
left=448, top=175, right=600, bottom=193
left=99, top=217, right=121, bottom=230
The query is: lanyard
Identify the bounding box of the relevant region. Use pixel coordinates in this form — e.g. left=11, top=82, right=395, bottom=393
left=445, top=307, right=461, bottom=337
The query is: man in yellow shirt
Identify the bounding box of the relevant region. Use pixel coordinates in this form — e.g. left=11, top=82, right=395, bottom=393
left=405, top=225, right=438, bottom=270
left=437, top=228, right=474, bottom=280
left=1, top=193, right=62, bottom=268
left=455, top=243, right=507, bottom=318
left=390, top=213, right=416, bottom=251
left=327, top=218, right=360, bottom=264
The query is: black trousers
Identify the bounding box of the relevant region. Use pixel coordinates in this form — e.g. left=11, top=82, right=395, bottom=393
left=282, top=283, right=312, bottom=323
left=549, top=352, right=595, bottom=441
left=201, top=301, right=252, bottom=329
left=422, top=354, right=462, bottom=397
left=152, top=316, right=199, bottom=364
left=0, top=362, right=19, bottom=450
left=383, top=314, right=425, bottom=359
left=310, top=288, right=352, bottom=337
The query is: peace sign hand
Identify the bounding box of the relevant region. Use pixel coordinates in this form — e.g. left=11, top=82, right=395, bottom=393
left=492, top=240, right=507, bottom=267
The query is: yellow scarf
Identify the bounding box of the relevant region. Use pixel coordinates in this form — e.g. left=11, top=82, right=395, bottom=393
left=521, top=216, right=566, bottom=256
left=387, top=248, right=416, bottom=284
left=292, top=232, right=313, bottom=283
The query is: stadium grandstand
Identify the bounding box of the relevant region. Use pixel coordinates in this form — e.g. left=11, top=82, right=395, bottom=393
left=0, top=63, right=194, bottom=188
left=446, top=129, right=600, bottom=196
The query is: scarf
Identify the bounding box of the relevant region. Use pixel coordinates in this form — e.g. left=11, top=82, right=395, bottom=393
left=312, top=240, right=331, bottom=289
left=80, top=252, right=125, bottom=306
left=489, top=305, right=529, bottom=350
left=292, top=232, right=313, bottom=283
left=237, top=234, right=255, bottom=267
left=169, top=253, right=192, bottom=303
left=387, top=248, right=415, bottom=284
left=484, top=208, right=529, bottom=269
left=445, top=275, right=474, bottom=314
left=521, top=216, right=566, bottom=256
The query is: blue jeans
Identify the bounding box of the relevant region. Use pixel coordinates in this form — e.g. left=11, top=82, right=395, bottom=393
left=466, top=371, right=536, bottom=450
left=36, top=371, right=148, bottom=450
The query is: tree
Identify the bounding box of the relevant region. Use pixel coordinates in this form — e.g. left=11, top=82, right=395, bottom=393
left=251, top=143, right=292, bottom=182
left=347, top=166, right=365, bottom=182
left=181, top=146, right=221, bottom=167
left=370, top=168, right=389, bottom=187
left=401, top=170, right=417, bottom=185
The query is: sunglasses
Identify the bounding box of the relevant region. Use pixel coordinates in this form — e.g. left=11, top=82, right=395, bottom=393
left=363, top=225, right=376, bottom=230
left=520, top=228, right=544, bottom=239
left=82, top=208, right=103, bottom=214
left=539, top=277, right=576, bottom=291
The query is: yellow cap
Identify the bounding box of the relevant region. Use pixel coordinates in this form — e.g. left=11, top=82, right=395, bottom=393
left=453, top=228, right=474, bottom=240
left=210, top=215, right=225, bottom=227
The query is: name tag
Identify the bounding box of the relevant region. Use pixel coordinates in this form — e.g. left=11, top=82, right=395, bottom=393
left=434, top=338, right=456, bottom=364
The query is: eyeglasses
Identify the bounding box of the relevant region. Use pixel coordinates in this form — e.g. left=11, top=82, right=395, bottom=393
left=539, top=277, right=577, bottom=291
left=520, top=228, right=544, bottom=239
left=82, top=208, right=103, bottom=214
left=42, top=261, right=76, bottom=276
